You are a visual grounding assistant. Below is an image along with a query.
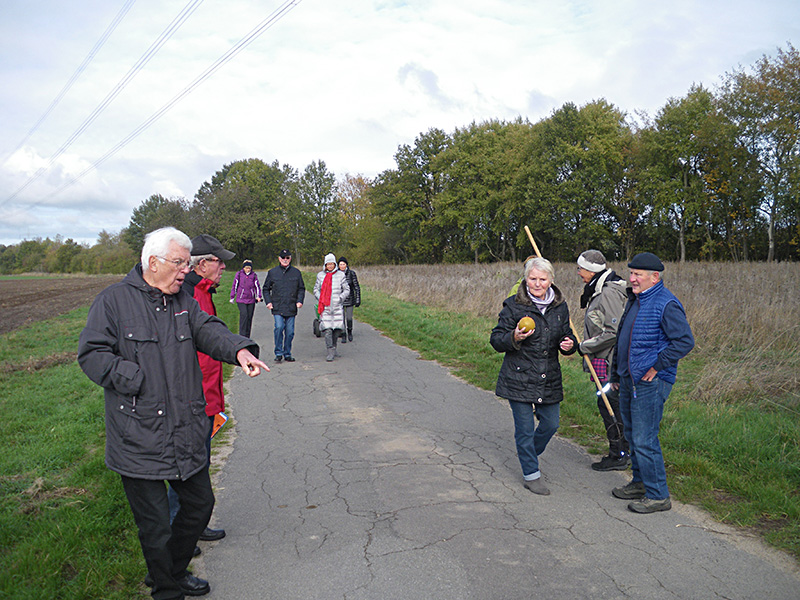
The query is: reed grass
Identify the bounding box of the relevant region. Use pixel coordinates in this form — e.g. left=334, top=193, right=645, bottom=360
left=358, top=261, right=800, bottom=409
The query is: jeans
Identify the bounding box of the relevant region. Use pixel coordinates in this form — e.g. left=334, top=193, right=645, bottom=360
left=121, top=467, right=214, bottom=600
left=618, top=377, right=673, bottom=500
left=273, top=314, right=296, bottom=357
left=237, top=302, right=255, bottom=338
left=508, top=400, right=560, bottom=478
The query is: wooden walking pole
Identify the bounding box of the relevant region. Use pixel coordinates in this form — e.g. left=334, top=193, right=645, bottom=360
left=522, top=226, right=617, bottom=420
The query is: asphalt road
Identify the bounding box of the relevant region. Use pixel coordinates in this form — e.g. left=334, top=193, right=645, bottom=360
left=194, top=298, right=800, bottom=600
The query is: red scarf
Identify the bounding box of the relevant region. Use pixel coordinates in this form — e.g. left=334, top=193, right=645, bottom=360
left=318, top=271, right=333, bottom=314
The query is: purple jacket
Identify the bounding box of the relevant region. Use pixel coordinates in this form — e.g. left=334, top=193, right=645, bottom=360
left=230, top=269, right=262, bottom=304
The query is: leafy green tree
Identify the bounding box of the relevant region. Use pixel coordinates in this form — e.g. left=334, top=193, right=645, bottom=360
left=295, top=160, right=339, bottom=263
left=517, top=101, right=631, bottom=261
left=192, top=158, right=297, bottom=263
left=435, top=119, right=530, bottom=263
left=371, top=128, right=450, bottom=262
left=640, top=85, right=717, bottom=261
left=719, top=44, right=800, bottom=261
left=335, top=173, right=391, bottom=264
left=121, top=194, right=191, bottom=255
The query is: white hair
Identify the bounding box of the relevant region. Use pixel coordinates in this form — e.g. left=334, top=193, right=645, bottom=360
left=141, top=227, right=191, bottom=265
left=523, top=256, right=555, bottom=283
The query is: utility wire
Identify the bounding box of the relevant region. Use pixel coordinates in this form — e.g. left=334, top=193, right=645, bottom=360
left=11, top=0, right=138, bottom=155
left=3, top=0, right=204, bottom=206
left=47, top=0, right=302, bottom=199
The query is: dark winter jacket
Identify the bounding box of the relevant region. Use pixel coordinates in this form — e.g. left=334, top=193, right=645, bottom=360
left=77, top=264, right=259, bottom=481
left=490, top=284, right=577, bottom=405
left=341, top=268, right=361, bottom=307
left=230, top=269, right=262, bottom=304
left=264, top=265, right=305, bottom=316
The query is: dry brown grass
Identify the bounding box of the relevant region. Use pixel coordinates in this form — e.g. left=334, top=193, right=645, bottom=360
left=359, top=261, right=800, bottom=407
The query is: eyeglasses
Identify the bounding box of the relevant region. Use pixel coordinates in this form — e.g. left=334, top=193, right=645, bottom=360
left=204, top=257, right=222, bottom=263
left=156, top=256, right=191, bottom=270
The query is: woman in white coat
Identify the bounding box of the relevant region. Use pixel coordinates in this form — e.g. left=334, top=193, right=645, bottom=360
left=314, top=253, right=350, bottom=361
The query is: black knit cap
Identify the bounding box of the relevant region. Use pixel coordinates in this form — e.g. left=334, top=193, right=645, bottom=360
left=628, top=252, right=664, bottom=271
left=338, top=256, right=348, bottom=265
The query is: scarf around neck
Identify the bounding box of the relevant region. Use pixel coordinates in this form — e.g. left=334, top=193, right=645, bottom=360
left=318, top=270, right=334, bottom=314
left=528, top=286, right=555, bottom=313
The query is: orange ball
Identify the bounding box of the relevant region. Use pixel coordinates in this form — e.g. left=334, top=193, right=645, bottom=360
left=518, top=316, right=535, bottom=332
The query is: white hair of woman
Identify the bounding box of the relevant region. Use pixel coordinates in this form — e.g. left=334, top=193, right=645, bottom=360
left=523, top=256, right=555, bottom=282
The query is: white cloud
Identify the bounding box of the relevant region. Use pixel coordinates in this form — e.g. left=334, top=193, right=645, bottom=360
left=0, top=0, right=798, bottom=245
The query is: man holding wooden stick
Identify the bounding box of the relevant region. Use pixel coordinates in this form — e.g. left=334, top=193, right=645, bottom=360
left=610, top=252, right=694, bottom=514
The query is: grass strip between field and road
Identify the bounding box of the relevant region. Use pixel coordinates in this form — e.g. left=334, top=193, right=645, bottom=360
left=0, top=272, right=798, bottom=598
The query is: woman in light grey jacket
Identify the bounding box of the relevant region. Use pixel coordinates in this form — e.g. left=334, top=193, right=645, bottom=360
left=314, top=253, right=350, bottom=361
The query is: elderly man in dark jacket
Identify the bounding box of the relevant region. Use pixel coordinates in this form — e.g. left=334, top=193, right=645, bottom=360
left=264, top=249, right=305, bottom=362
left=78, top=227, right=269, bottom=599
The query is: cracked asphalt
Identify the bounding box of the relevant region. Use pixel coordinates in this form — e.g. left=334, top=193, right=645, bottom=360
left=195, top=302, right=800, bottom=599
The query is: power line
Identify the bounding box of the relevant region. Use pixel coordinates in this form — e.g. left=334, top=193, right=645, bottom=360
left=11, top=0, right=138, bottom=155
left=47, top=0, right=303, bottom=200
left=2, top=0, right=204, bottom=206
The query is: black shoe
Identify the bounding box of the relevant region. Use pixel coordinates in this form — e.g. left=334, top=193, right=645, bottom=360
left=284, top=356, right=295, bottom=362
left=176, top=573, right=211, bottom=596
left=193, top=545, right=201, bottom=557
left=198, top=526, right=226, bottom=541
left=591, top=454, right=630, bottom=471
left=340, top=335, right=347, bottom=344
left=348, top=332, right=353, bottom=341
left=274, top=356, right=283, bottom=363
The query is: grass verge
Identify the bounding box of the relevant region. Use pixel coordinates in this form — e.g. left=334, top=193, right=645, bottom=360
left=353, top=284, right=800, bottom=560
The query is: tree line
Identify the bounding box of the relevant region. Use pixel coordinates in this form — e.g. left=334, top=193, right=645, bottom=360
left=1, top=44, right=797, bottom=274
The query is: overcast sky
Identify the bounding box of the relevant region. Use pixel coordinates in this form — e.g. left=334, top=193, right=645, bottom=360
left=1, top=0, right=798, bottom=246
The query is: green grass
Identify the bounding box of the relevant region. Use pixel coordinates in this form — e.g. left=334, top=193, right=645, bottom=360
left=349, top=282, right=800, bottom=560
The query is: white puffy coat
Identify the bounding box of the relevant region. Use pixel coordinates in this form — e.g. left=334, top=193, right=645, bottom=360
left=314, top=269, right=350, bottom=331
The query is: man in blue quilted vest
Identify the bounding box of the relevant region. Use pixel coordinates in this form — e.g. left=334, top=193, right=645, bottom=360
left=609, top=252, right=694, bottom=514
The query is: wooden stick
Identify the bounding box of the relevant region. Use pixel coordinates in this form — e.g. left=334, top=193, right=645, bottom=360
left=522, top=226, right=616, bottom=419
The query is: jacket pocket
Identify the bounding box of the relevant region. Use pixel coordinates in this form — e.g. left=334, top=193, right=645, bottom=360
left=111, top=396, right=166, bottom=457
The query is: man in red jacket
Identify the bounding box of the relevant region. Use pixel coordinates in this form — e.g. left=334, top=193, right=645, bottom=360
left=175, top=234, right=237, bottom=544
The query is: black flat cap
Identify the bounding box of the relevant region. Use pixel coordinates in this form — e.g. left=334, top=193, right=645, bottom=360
left=191, top=234, right=236, bottom=260
left=628, top=252, right=664, bottom=271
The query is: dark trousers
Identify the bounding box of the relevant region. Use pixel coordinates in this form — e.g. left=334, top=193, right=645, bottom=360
left=237, top=302, right=256, bottom=338
left=597, top=385, right=629, bottom=456
left=121, top=468, right=214, bottom=600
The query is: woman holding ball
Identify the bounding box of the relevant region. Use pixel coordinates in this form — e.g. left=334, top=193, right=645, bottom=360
left=490, top=257, right=576, bottom=495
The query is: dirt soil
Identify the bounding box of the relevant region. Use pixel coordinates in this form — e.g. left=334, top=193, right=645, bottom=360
left=0, top=275, right=123, bottom=335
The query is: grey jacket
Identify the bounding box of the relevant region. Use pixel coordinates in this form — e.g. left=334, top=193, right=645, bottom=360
left=580, top=270, right=628, bottom=365
left=78, top=265, right=259, bottom=481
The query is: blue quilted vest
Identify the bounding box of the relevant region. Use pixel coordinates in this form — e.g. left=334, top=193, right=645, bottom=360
left=629, top=281, right=683, bottom=384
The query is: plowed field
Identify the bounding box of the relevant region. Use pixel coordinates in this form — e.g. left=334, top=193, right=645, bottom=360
left=0, top=275, right=123, bottom=335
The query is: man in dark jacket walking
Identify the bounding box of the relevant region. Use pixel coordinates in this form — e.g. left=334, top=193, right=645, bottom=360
left=78, top=227, right=269, bottom=599
left=610, top=252, right=694, bottom=514
left=264, top=249, right=305, bottom=362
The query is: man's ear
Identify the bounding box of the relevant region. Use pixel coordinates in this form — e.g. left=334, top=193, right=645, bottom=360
left=147, top=255, right=159, bottom=273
